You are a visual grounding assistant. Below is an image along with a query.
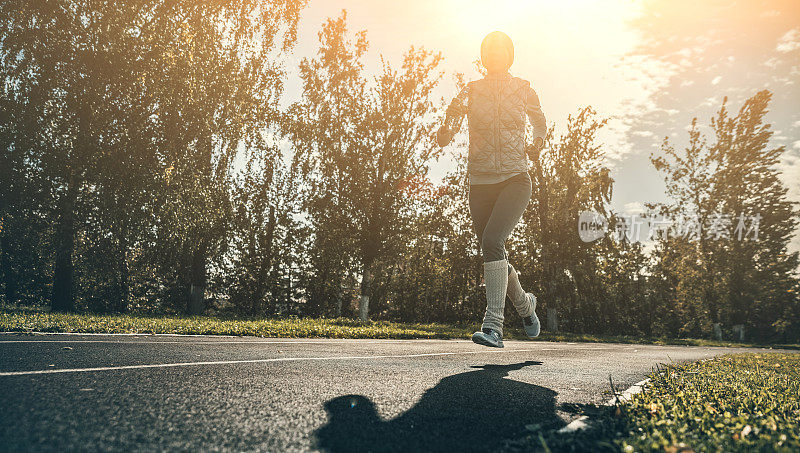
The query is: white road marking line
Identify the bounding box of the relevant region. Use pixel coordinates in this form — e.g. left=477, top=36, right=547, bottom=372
left=0, top=349, right=538, bottom=377
left=558, top=416, right=590, bottom=433
left=609, top=379, right=650, bottom=405
left=0, top=339, right=496, bottom=345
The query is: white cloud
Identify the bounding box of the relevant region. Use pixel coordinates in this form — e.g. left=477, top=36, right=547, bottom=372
left=711, top=75, right=722, bottom=85
left=624, top=201, right=645, bottom=215
left=763, top=57, right=781, bottom=69
left=700, top=96, right=720, bottom=107
left=633, top=130, right=654, bottom=137
left=793, top=140, right=800, bottom=150
left=776, top=28, right=800, bottom=53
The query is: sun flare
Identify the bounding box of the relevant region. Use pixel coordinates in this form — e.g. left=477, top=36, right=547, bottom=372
left=442, top=0, right=639, bottom=52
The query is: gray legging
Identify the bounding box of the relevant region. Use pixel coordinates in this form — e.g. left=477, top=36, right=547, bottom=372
left=468, top=171, right=532, bottom=263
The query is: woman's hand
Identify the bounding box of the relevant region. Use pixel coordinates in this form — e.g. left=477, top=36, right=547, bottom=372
left=526, top=137, right=545, bottom=161
left=436, top=126, right=450, bottom=147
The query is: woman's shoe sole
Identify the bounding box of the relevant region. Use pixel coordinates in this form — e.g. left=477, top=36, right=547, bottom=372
left=471, top=332, right=504, bottom=348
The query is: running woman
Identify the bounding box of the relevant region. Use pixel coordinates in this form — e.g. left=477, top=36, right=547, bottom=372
left=436, top=31, right=546, bottom=348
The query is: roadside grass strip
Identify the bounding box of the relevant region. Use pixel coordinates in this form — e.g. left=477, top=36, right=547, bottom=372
left=0, top=309, right=467, bottom=340
left=2, top=307, right=797, bottom=348
left=516, top=353, right=800, bottom=452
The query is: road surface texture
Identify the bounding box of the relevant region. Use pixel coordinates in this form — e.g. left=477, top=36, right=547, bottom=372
left=0, top=333, right=790, bottom=452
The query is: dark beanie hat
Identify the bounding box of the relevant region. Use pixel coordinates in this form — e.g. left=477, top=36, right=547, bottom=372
left=481, top=31, right=514, bottom=71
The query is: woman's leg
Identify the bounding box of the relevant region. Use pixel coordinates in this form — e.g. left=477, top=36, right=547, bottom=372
left=468, top=181, right=504, bottom=338
left=507, top=263, right=534, bottom=317
left=470, top=189, right=532, bottom=318
left=480, top=173, right=532, bottom=334
left=470, top=172, right=532, bottom=335
left=479, top=173, right=532, bottom=262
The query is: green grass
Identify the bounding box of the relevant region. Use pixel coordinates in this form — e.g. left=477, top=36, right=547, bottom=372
left=0, top=306, right=796, bottom=349
left=525, top=353, right=800, bottom=452
left=0, top=308, right=469, bottom=339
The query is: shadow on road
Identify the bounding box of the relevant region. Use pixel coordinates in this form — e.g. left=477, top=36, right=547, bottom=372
left=314, top=360, right=565, bottom=452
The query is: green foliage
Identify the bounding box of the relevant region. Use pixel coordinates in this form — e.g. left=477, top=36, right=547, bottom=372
left=0, top=0, right=308, bottom=315
left=284, top=11, right=445, bottom=320
left=222, top=147, right=306, bottom=317
left=517, top=107, right=615, bottom=332
left=382, top=152, right=484, bottom=324
left=649, top=91, right=800, bottom=341
left=0, top=3, right=797, bottom=341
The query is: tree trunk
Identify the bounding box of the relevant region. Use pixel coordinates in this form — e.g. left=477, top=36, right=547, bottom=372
left=335, top=290, right=343, bottom=318
left=359, top=262, right=373, bottom=321
left=547, top=307, right=559, bottom=332
left=732, top=324, right=745, bottom=342
left=1, top=232, right=18, bottom=305
left=51, top=187, right=76, bottom=313
left=114, top=234, right=130, bottom=313
left=713, top=323, right=723, bottom=341
left=253, top=205, right=276, bottom=315
left=187, top=243, right=207, bottom=315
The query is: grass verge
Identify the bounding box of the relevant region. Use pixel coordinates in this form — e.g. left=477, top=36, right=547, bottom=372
left=0, top=306, right=796, bottom=349
left=0, top=308, right=468, bottom=339
left=521, top=353, right=800, bottom=452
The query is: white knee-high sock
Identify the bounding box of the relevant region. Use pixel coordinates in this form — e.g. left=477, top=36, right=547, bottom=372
left=507, top=263, right=533, bottom=317
left=482, top=259, right=508, bottom=335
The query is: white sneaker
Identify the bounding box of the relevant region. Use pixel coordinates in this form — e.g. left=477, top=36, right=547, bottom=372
left=522, top=293, right=540, bottom=338
left=472, top=328, right=504, bottom=348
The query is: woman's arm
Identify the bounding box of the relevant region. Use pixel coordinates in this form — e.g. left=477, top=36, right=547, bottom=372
left=525, top=84, right=546, bottom=150
left=437, top=85, right=469, bottom=147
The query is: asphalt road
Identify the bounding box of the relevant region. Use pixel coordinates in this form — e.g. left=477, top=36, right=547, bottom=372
left=0, top=333, right=788, bottom=452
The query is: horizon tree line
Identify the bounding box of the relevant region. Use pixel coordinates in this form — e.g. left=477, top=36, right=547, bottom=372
left=1, top=2, right=798, bottom=342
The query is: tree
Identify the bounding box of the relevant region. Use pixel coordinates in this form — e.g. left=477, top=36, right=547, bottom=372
left=142, top=1, right=306, bottom=315
left=649, top=119, right=718, bottom=336
left=0, top=1, right=147, bottom=311
left=519, top=107, right=614, bottom=331
left=650, top=91, right=800, bottom=340
left=286, top=11, right=444, bottom=320
left=283, top=13, right=365, bottom=317
left=0, top=45, right=50, bottom=306
left=224, top=142, right=306, bottom=316
left=385, top=150, right=484, bottom=323
left=0, top=0, right=306, bottom=313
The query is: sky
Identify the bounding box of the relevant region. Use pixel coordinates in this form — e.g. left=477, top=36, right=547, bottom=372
left=281, top=0, right=800, bottom=251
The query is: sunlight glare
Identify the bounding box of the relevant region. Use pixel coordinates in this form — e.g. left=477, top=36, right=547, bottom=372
left=441, top=0, right=641, bottom=66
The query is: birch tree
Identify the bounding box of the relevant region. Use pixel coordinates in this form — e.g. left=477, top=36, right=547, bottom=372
left=286, top=11, right=444, bottom=320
